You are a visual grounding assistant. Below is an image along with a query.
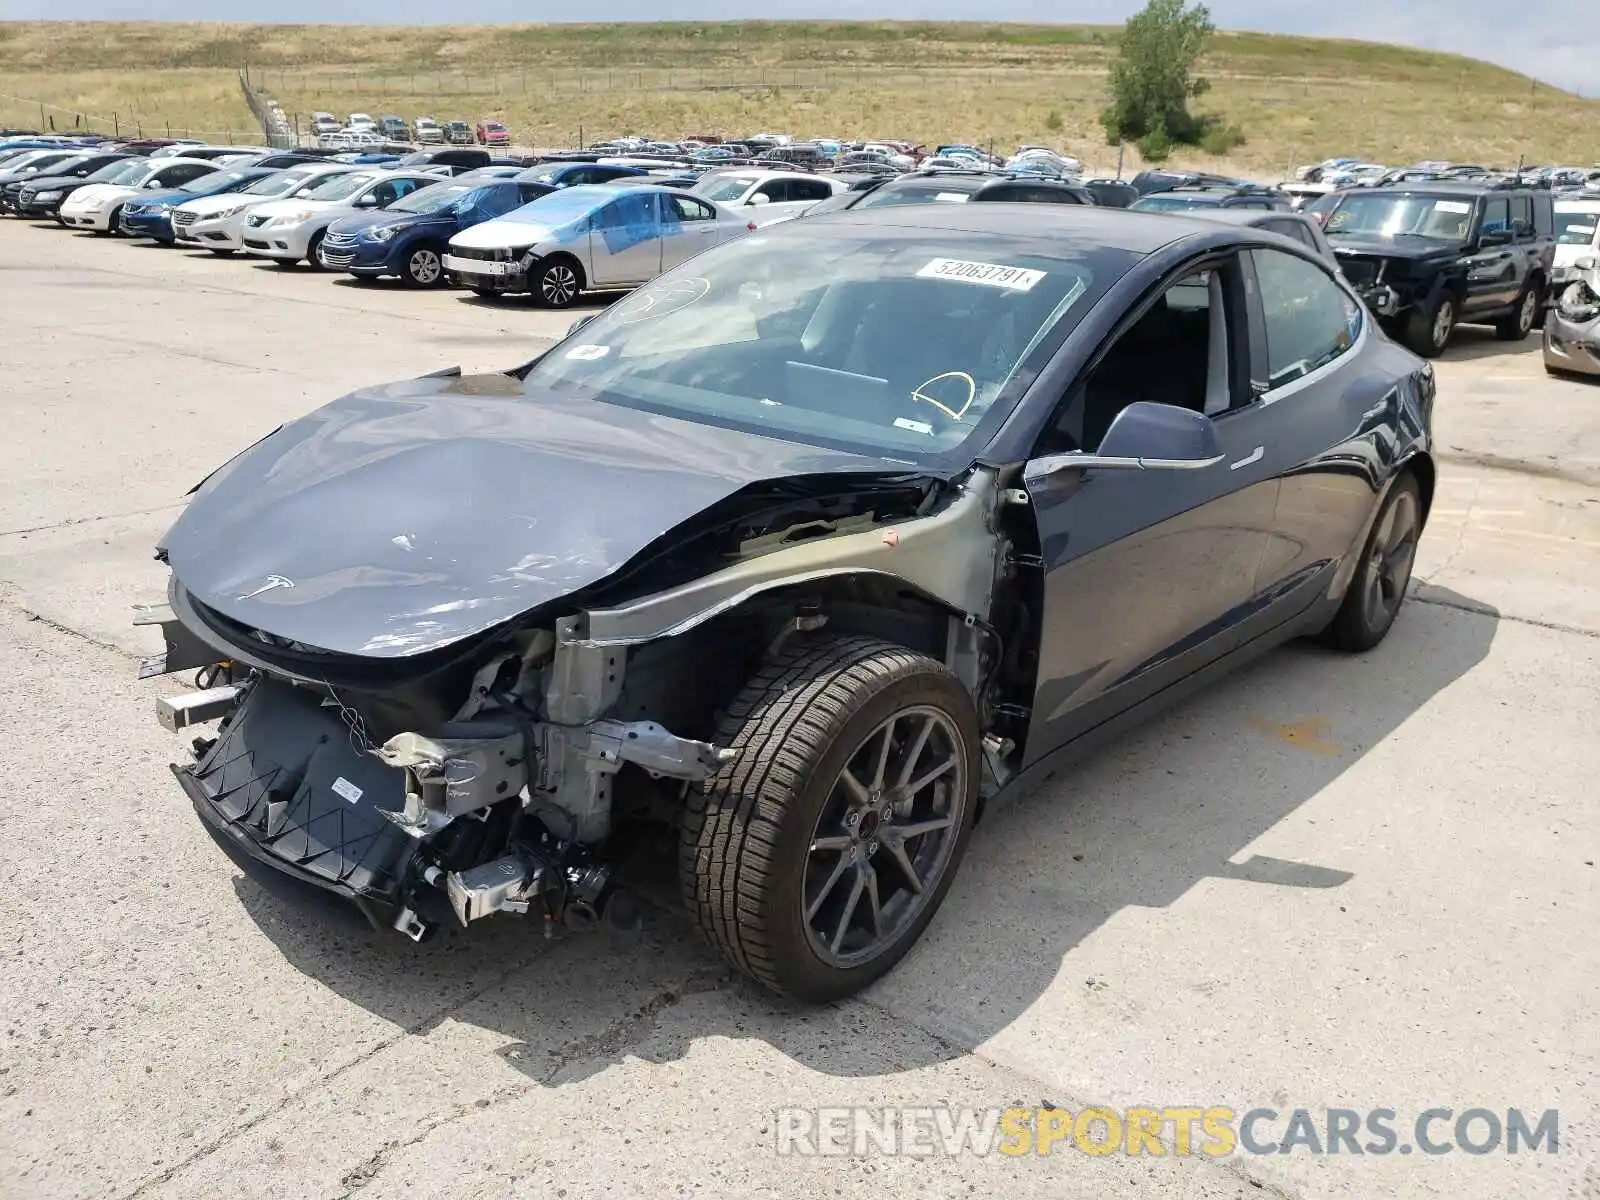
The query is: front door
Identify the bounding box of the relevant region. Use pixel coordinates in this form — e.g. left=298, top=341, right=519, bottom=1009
left=1022, top=257, right=1280, bottom=765
left=588, top=192, right=663, bottom=286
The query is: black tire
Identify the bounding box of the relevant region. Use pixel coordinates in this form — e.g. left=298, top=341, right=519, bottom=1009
left=1402, top=293, right=1456, bottom=358
left=1325, top=474, right=1422, bottom=652
left=304, top=230, right=328, bottom=271
left=208, top=248, right=235, bottom=256
left=98, top=205, right=124, bottom=236
left=1495, top=280, right=1543, bottom=341
left=533, top=256, right=583, bottom=308
left=400, top=242, right=446, bottom=287
left=681, top=636, right=981, bottom=1002
left=469, top=286, right=499, bottom=299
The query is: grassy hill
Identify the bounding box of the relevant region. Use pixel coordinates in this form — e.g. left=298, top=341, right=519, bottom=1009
left=2, top=20, right=1595, bottom=177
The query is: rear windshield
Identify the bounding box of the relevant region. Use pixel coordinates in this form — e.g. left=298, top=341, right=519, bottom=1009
left=854, top=182, right=982, bottom=208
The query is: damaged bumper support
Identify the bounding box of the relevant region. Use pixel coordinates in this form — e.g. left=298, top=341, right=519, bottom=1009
left=160, top=672, right=729, bottom=939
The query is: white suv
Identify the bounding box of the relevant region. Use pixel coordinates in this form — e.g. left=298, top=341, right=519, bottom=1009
left=687, top=170, right=847, bottom=227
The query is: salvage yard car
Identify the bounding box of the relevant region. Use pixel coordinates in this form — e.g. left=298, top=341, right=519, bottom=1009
left=240, top=169, right=438, bottom=268
left=120, top=167, right=276, bottom=243
left=688, top=169, right=847, bottom=226
left=320, top=173, right=554, bottom=285
left=443, top=183, right=754, bottom=306
left=1544, top=256, right=1600, bottom=378
left=1323, top=181, right=1555, bottom=356
left=58, top=157, right=218, bottom=232
left=1553, top=198, right=1600, bottom=289
left=172, top=163, right=355, bottom=253
left=141, top=205, right=1435, bottom=1001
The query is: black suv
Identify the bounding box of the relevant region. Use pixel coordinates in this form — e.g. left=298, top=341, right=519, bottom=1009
left=1321, top=181, right=1556, bottom=357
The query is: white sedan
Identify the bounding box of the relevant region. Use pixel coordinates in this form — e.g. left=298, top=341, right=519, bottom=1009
left=172, top=164, right=355, bottom=253
left=240, top=170, right=438, bottom=267
left=687, top=170, right=849, bottom=227
left=58, top=158, right=219, bottom=233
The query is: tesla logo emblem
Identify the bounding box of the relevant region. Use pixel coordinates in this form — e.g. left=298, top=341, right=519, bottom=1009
left=239, top=574, right=295, bottom=600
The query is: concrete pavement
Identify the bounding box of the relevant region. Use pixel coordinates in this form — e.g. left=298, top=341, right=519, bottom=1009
left=0, top=220, right=1596, bottom=1200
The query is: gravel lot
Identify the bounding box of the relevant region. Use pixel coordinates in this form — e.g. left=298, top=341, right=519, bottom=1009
left=1, top=221, right=1596, bottom=1200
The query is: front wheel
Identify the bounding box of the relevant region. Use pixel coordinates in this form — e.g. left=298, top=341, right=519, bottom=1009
left=1402, top=293, right=1456, bottom=358
left=400, top=244, right=445, bottom=287
left=533, top=257, right=582, bottom=308
left=1325, top=474, right=1422, bottom=652
left=305, top=230, right=328, bottom=271
left=681, top=636, right=981, bottom=1002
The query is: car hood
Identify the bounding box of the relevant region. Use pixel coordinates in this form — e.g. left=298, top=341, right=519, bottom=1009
left=449, top=217, right=566, bottom=249
left=250, top=198, right=343, bottom=219
left=179, top=193, right=259, bottom=215
left=159, top=371, right=908, bottom=659
left=1329, top=235, right=1464, bottom=261
left=63, top=183, right=137, bottom=206
left=1555, top=242, right=1599, bottom=269
left=328, top=208, right=430, bottom=237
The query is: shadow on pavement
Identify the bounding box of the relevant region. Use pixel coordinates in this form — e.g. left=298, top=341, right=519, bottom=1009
left=1440, top=324, right=1543, bottom=363
left=229, top=585, right=1501, bottom=1085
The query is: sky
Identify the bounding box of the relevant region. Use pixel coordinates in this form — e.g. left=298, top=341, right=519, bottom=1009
left=4, top=0, right=1594, bottom=96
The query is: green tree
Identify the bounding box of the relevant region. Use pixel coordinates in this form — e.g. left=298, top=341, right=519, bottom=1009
left=1099, top=0, right=1218, bottom=161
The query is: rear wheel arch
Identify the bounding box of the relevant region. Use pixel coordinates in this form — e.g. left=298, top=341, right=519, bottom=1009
left=1401, top=452, right=1436, bottom=529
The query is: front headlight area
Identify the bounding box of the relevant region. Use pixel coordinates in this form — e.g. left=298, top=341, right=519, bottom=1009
left=364, top=224, right=405, bottom=243
left=1557, top=278, right=1600, bottom=324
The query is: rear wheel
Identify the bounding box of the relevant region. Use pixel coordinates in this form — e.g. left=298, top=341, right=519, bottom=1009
left=681, top=636, right=980, bottom=1001
left=1495, top=281, right=1543, bottom=341
left=1325, top=474, right=1422, bottom=652
left=401, top=243, right=445, bottom=287
left=1403, top=293, right=1456, bottom=358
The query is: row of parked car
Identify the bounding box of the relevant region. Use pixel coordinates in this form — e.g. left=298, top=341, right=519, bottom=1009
left=308, top=112, right=510, bottom=149
left=4, top=129, right=1597, bottom=375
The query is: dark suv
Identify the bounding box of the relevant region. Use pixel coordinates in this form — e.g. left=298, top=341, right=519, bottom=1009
left=1321, top=181, right=1556, bottom=357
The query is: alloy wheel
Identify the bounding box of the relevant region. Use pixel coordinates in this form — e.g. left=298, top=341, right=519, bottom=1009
left=1362, top=488, right=1419, bottom=631
left=1432, top=300, right=1455, bottom=352
left=1518, top=289, right=1537, bottom=334
left=801, top=706, right=967, bottom=969
left=408, top=248, right=442, bottom=285
left=541, top=263, right=578, bottom=306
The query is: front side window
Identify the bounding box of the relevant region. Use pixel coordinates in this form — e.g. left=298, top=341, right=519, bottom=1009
left=1251, top=249, right=1360, bottom=389
left=521, top=227, right=1121, bottom=462
left=1480, top=197, right=1510, bottom=237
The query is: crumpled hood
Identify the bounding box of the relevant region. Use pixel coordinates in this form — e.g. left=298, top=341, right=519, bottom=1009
left=450, top=216, right=565, bottom=250
left=159, top=372, right=901, bottom=659
left=1329, top=236, right=1462, bottom=262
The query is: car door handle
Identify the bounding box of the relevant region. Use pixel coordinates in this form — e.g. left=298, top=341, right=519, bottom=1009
left=1230, top=446, right=1264, bottom=471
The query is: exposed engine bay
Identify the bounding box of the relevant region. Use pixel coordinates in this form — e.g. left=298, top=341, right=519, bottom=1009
left=141, top=415, right=1032, bottom=944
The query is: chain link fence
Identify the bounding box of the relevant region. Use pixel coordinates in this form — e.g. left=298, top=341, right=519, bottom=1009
left=0, top=89, right=260, bottom=143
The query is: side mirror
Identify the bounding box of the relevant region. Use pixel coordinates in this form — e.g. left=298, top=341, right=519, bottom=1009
left=567, top=314, right=596, bottom=337
left=747, top=192, right=771, bottom=206
left=356, top=193, right=380, bottom=207
left=1024, top=402, right=1225, bottom=483
left=1479, top=228, right=1512, bottom=248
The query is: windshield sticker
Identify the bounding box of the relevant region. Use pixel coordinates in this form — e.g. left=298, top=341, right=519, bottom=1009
left=934, top=192, right=971, bottom=203
left=893, top=416, right=935, bottom=435
left=916, top=258, right=1045, bottom=292
left=1434, top=200, right=1472, bottom=214
left=565, top=344, right=610, bottom=361
left=331, top=777, right=364, bottom=805
left=911, top=370, right=977, bottom=421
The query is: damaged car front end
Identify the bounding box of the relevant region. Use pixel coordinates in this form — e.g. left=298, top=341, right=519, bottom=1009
left=1544, top=258, right=1600, bottom=378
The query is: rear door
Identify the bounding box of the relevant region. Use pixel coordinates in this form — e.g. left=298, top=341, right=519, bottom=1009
left=588, top=192, right=663, bottom=285
left=660, top=193, right=725, bottom=269
left=1244, top=246, right=1383, bottom=607
left=1021, top=254, right=1280, bottom=764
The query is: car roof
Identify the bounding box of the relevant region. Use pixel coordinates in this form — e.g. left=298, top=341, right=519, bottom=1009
left=797, top=201, right=1229, bottom=255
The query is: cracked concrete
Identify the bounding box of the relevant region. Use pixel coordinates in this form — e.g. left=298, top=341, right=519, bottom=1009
left=1, top=219, right=1597, bottom=1200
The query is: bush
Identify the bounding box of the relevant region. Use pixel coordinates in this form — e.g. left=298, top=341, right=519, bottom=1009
left=1137, top=126, right=1174, bottom=162
left=1198, top=122, right=1246, bottom=156
left=1044, top=109, right=1063, bottom=132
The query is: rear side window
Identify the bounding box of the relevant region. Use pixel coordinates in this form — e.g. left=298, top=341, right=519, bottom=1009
left=1533, top=194, right=1554, bottom=238
left=1251, top=248, right=1361, bottom=390
left=755, top=180, right=792, bottom=203
left=1510, top=195, right=1534, bottom=239
left=789, top=178, right=834, bottom=202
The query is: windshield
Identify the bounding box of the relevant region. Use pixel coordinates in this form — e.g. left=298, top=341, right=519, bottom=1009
left=87, top=159, right=146, bottom=184
left=494, top=187, right=605, bottom=226
left=179, top=169, right=256, bottom=194
left=1555, top=210, right=1600, bottom=246
left=303, top=172, right=377, bottom=200
left=691, top=175, right=757, bottom=203
left=520, top=227, right=1119, bottom=461
left=1324, top=192, right=1474, bottom=240
left=388, top=181, right=472, bottom=214
left=240, top=170, right=312, bottom=197
left=1130, top=193, right=1220, bottom=212
left=855, top=182, right=980, bottom=209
